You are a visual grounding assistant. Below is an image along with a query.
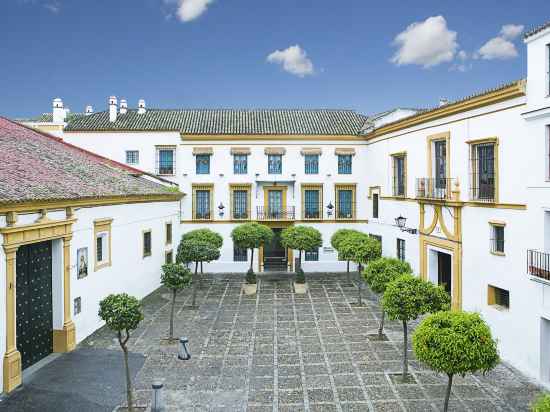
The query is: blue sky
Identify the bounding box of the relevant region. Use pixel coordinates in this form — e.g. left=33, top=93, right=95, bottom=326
left=1, top=0, right=547, bottom=118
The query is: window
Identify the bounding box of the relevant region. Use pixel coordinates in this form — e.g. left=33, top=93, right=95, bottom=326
left=490, top=223, right=505, bottom=255
left=397, top=239, right=405, bottom=261
left=233, top=245, right=247, bottom=262
left=372, top=193, right=379, bottom=219
left=156, top=147, right=175, bottom=175
left=196, top=154, right=210, bottom=174
left=192, top=184, right=213, bottom=220
left=165, top=222, right=172, bottom=245
left=488, top=285, right=509, bottom=310
left=231, top=184, right=251, bottom=219
left=94, top=218, right=112, bottom=271
left=305, top=154, right=319, bottom=174
left=234, top=154, right=248, bottom=174
left=165, top=250, right=173, bottom=264
left=143, top=230, right=152, bottom=257
left=305, top=249, right=319, bottom=261
left=268, top=154, right=282, bottom=174
left=433, top=140, right=447, bottom=191
left=338, top=154, right=352, bottom=174
left=469, top=140, right=496, bottom=202
left=392, top=153, right=406, bottom=197
left=302, top=185, right=322, bottom=219
left=335, top=184, right=356, bottom=219
left=547, top=44, right=550, bottom=95
left=547, top=126, right=550, bottom=180
left=126, top=150, right=139, bottom=165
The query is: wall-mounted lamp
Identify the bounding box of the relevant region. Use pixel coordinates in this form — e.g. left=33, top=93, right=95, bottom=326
left=178, top=337, right=191, bottom=360
left=219, top=173, right=224, bottom=178
left=218, top=203, right=225, bottom=218
left=326, top=202, right=334, bottom=217
left=395, top=215, right=417, bottom=234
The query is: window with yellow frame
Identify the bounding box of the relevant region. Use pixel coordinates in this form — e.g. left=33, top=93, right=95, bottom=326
left=335, top=184, right=356, bottom=220
left=192, top=184, right=214, bottom=220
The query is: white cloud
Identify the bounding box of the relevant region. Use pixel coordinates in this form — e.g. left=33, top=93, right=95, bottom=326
left=500, top=24, right=524, bottom=40
left=457, top=50, right=468, bottom=61
left=44, top=2, right=60, bottom=13
left=176, top=0, right=213, bottom=22
left=391, top=16, right=458, bottom=68
left=477, top=36, right=518, bottom=60
left=267, top=45, right=314, bottom=77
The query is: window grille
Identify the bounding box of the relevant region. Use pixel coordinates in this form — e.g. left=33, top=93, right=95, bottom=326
left=233, top=245, right=248, bottom=262
left=338, top=154, right=352, bottom=174
left=470, top=143, right=495, bottom=202
left=392, top=155, right=406, bottom=196
left=233, top=154, right=248, bottom=174
left=336, top=189, right=354, bottom=219
left=268, top=154, right=282, bottom=174
left=143, top=231, right=152, bottom=257
left=305, top=154, right=319, bottom=174
left=372, top=193, right=379, bottom=218
left=125, top=150, right=139, bottom=165
left=194, top=189, right=211, bottom=219
left=156, top=148, right=175, bottom=175
left=305, top=249, right=319, bottom=261
left=304, top=189, right=320, bottom=219
left=397, top=238, right=405, bottom=261
left=96, top=235, right=103, bottom=262
left=490, top=225, right=505, bottom=254
left=196, top=154, right=210, bottom=174
left=232, top=190, right=249, bottom=219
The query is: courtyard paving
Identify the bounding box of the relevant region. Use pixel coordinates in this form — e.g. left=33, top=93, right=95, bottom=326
left=82, top=273, right=543, bottom=411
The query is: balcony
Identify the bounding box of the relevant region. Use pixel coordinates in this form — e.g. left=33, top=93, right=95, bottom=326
left=416, top=177, right=456, bottom=200
left=256, top=206, right=296, bottom=221
left=528, top=250, right=550, bottom=281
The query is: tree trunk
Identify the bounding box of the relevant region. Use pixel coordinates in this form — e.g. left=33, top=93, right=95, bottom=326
left=200, top=261, right=204, bottom=288
left=378, top=311, right=385, bottom=338
left=357, top=263, right=363, bottom=306
left=402, top=320, right=408, bottom=381
left=444, top=373, right=454, bottom=412
left=169, top=289, right=176, bottom=340
left=192, top=262, right=198, bottom=307
left=298, top=250, right=302, bottom=271
left=118, top=331, right=133, bottom=412
left=250, top=248, right=254, bottom=272
left=346, top=260, right=350, bottom=283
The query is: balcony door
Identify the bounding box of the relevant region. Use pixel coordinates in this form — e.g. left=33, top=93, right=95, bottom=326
left=268, top=190, right=283, bottom=219
left=434, top=140, right=447, bottom=196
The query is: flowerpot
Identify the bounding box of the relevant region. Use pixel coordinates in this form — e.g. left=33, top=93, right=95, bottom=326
left=243, top=283, right=257, bottom=295
left=294, top=282, right=308, bottom=294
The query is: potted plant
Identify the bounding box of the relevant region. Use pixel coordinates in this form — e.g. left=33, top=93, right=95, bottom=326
left=281, top=225, right=322, bottom=294
left=231, top=222, right=273, bottom=295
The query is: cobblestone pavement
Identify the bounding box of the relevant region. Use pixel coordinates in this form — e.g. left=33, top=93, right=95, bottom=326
left=83, top=273, right=544, bottom=411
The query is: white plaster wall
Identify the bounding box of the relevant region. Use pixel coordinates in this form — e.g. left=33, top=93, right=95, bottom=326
left=0, top=200, right=180, bottom=390
left=526, top=29, right=550, bottom=111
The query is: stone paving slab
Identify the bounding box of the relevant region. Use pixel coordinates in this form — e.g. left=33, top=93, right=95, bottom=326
left=42, top=273, right=550, bottom=410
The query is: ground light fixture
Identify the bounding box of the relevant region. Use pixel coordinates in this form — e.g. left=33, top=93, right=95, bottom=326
left=395, top=215, right=417, bottom=234
left=218, top=202, right=225, bottom=218
left=326, top=202, right=334, bottom=217
left=151, top=382, right=164, bottom=412
left=178, top=337, right=191, bottom=360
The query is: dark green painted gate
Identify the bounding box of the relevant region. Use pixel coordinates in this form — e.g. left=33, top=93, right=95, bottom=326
left=16, top=240, right=53, bottom=370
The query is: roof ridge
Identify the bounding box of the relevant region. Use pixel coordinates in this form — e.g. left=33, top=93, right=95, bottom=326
left=524, top=20, right=550, bottom=39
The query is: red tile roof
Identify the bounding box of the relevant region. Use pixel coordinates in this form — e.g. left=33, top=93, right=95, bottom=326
left=0, top=117, right=182, bottom=205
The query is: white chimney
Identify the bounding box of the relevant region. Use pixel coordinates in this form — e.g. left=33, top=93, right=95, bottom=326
left=52, top=98, right=66, bottom=123
left=138, top=99, right=146, bottom=114
left=85, top=105, right=94, bottom=115
left=119, top=99, right=128, bottom=115
left=109, top=96, right=118, bottom=122
left=439, top=98, right=449, bottom=107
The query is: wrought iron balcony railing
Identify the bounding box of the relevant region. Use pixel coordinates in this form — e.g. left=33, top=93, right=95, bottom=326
left=416, top=177, right=456, bottom=200
left=256, top=206, right=296, bottom=220
left=528, top=249, right=550, bottom=281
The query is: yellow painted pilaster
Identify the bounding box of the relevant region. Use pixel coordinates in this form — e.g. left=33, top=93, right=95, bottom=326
left=3, top=247, right=21, bottom=393
left=54, top=235, right=76, bottom=352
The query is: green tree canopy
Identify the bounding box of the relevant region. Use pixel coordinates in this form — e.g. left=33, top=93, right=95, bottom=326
left=338, top=232, right=381, bottom=267
left=413, top=311, right=499, bottom=412
left=99, top=293, right=143, bottom=333
left=532, top=394, right=550, bottom=412
left=231, top=222, right=273, bottom=250
left=281, top=225, right=323, bottom=254
left=364, top=257, right=412, bottom=294
left=180, top=228, right=223, bottom=249
left=161, top=263, right=193, bottom=292
left=176, top=239, right=221, bottom=265
left=330, top=229, right=361, bottom=251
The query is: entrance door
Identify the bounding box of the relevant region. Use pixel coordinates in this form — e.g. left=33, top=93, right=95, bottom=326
left=16, top=241, right=53, bottom=370
left=541, top=318, right=550, bottom=383
left=263, top=228, right=287, bottom=271
left=437, top=251, right=452, bottom=295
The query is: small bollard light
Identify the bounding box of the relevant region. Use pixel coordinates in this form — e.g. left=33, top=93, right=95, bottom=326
left=178, top=337, right=191, bottom=360
left=151, top=382, right=164, bottom=412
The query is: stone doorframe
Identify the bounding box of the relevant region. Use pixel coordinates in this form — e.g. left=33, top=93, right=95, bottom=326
left=1, top=214, right=76, bottom=393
